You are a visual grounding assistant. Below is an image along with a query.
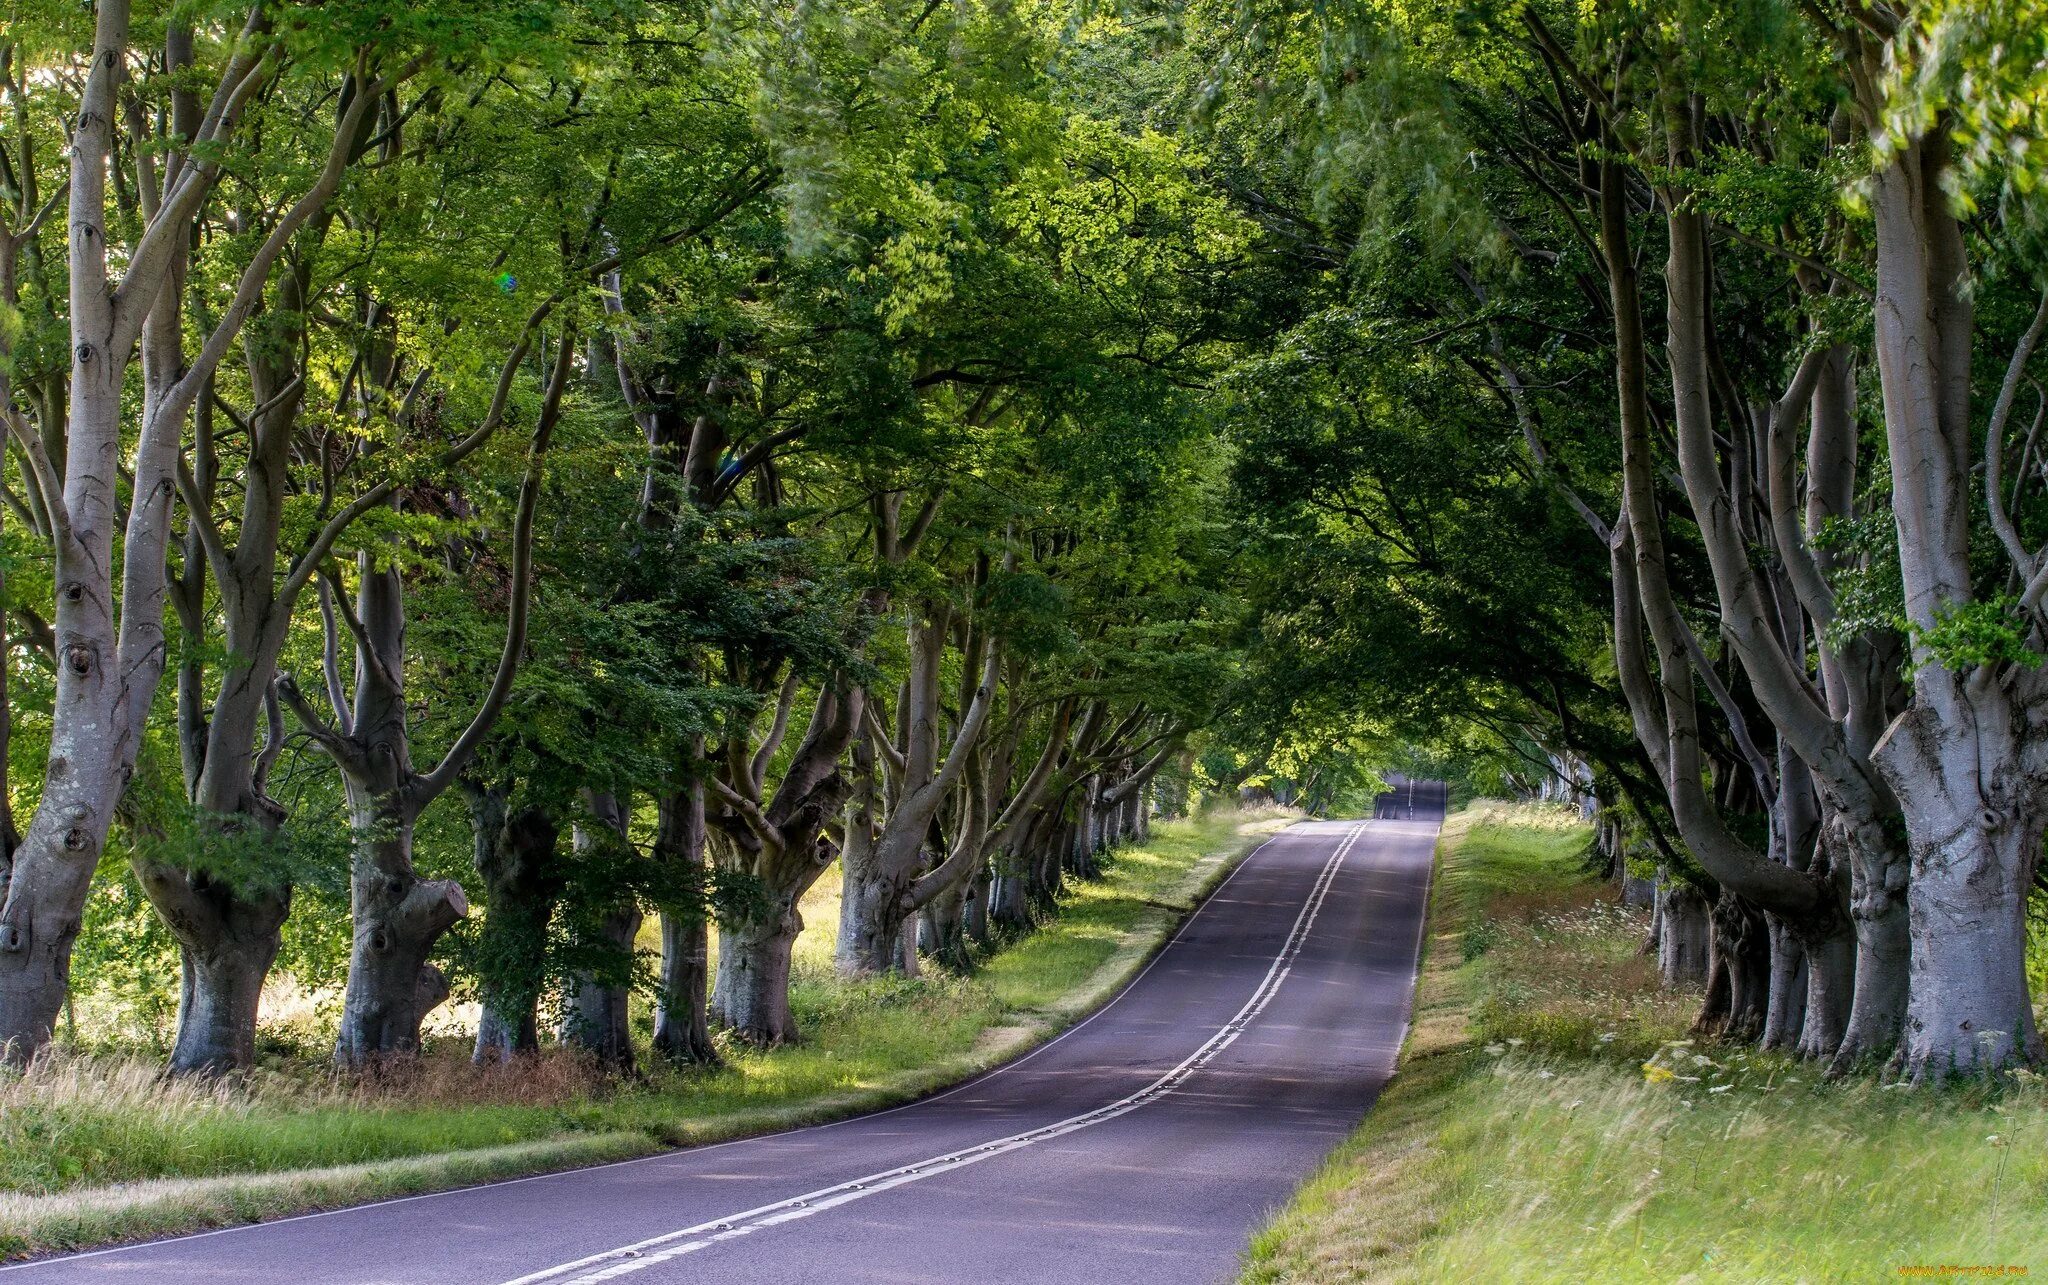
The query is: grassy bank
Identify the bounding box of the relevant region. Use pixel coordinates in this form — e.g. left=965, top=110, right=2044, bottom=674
left=0, top=806, right=1293, bottom=1260
left=1244, top=802, right=2048, bottom=1283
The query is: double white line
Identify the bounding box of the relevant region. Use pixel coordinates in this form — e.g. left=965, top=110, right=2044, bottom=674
left=504, top=823, right=1366, bottom=1285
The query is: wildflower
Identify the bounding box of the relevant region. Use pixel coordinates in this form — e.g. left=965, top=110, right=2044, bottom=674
left=1708, top=1085, right=1732, bottom=1094
left=1598, top=1032, right=1617, bottom=1043
left=1485, top=1044, right=1507, bottom=1055
left=1538, top=1070, right=1555, bottom=1080
left=1643, top=1063, right=1678, bottom=1085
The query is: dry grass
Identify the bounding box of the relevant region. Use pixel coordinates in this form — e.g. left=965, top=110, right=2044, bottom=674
left=0, top=1134, right=652, bottom=1261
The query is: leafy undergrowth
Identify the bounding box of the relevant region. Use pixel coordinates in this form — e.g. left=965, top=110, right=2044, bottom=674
left=0, top=806, right=1293, bottom=1259
left=1244, top=801, right=2048, bottom=1283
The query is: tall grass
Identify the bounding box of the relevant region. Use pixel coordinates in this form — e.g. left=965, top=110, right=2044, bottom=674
left=1244, top=801, right=2048, bottom=1283
left=0, top=806, right=1291, bottom=1258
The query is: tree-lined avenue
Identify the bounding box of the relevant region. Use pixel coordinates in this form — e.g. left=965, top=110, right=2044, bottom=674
left=2, top=811, right=1439, bottom=1283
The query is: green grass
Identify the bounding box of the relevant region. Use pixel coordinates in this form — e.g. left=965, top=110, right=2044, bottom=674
left=1243, top=801, right=2048, bottom=1283
left=0, top=806, right=1292, bottom=1259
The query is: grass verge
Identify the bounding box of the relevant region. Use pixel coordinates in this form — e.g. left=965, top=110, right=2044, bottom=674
left=1243, top=801, right=2048, bottom=1283
left=0, top=806, right=1293, bottom=1261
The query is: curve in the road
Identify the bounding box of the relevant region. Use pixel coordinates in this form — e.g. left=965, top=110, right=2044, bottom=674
left=510, top=825, right=1365, bottom=1285
left=5, top=810, right=1441, bottom=1285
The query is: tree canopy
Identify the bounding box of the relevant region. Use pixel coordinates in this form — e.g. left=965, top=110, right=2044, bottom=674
left=0, top=0, right=2044, bottom=1088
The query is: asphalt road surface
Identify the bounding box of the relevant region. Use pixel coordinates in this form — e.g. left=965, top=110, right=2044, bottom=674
left=6, top=807, right=1443, bottom=1285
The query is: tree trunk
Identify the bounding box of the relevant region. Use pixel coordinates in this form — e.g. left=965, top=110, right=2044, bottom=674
left=1798, top=920, right=1857, bottom=1062
left=833, top=734, right=902, bottom=974
left=836, top=612, right=999, bottom=975
left=1622, top=869, right=1656, bottom=908
left=137, top=866, right=290, bottom=1075
left=560, top=900, right=641, bottom=1070
left=559, top=799, right=642, bottom=1071
left=652, top=782, right=716, bottom=1066
left=710, top=907, right=801, bottom=1045
left=919, top=879, right=971, bottom=972
left=334, top=801, right=469, bottom=1064
left=1860, top=126, right=2044, bottom=1078
left=1657, top=884, right=1710, bottom=987
left=0, top=7, right=207, bottom=1064
left=989, top=845, right=1033, bottom=932
left=962, top=859, right=990, bottom=945
left=1701, top=892, right=1770, bottom=1042
left=1827, top=813, right=1910, bottom=1069
left=1034, top=824, right=1068, bottom=909
left=1070, top=781, right=1099, bottom=877
left=837, top=858, right=907, bottom=976
left=1760, top=917, right=1807, bottom=1053
left=654, top=909, right=715, bottom=1064
left=467, top=788, right=561, bottom=1064
left=1876, top=709, right=2045, bottom=1079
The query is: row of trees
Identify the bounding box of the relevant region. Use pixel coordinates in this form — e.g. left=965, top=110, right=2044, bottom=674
left=0, top=0, right=1261, bottom=1075
left=16, top=0, right=2036, bottom=1093
left=1218, top=0, right=2048, bottom=1081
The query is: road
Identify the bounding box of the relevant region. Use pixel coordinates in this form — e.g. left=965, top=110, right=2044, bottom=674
left=6, top=808, right=1442, bottom=1285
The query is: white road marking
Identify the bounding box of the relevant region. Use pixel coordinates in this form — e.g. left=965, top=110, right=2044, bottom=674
left=500, top=824, right=1368, bottom=1285
left=0, top=824, right=1310, bottom=1280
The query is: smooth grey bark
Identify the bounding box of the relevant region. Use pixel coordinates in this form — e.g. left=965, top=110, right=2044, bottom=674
left=961, top=858, right=990, bottom=946
left=149, top=221, right=320, bottom=1075
left=156, top=901, right=282, bottom=1072
left=1761, top=920, right=1809, bottom=1053
left=899, top=690, right=1076, bottom=966
left=1623, top=872, right=1656, bottom=908
left=987, top=796, right=1049, bottom=933
left=710, top=897, right=802, bottom=1045
left=918, top=881, right=971, bottom=971
left=988, top=860, right=1033, bottom=931
left=709, top=490, right=936, bottom=1037
left=1797, top=343, right=1911, bottom=1069
left=1857, top=116, right=2046, bottom=1078
left=138, top=61, right=430, bottom=1074
left=560, top=910, right=641, bottom=1063
left=1658, top=157, right=1900, bottom=1066
left=651, top=775, right=717, bottom=1065
left=1656, top=883, right=1710, bottom=988
left=0, top=9, right=352, bottom=1064
left=1590, top=142, right=1855, bottom=1071
left=1069, top=776, right=1101, bottom=878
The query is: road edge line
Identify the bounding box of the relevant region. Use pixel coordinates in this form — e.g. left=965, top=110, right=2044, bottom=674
left=0, top=811, right=1300, bottom=1272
